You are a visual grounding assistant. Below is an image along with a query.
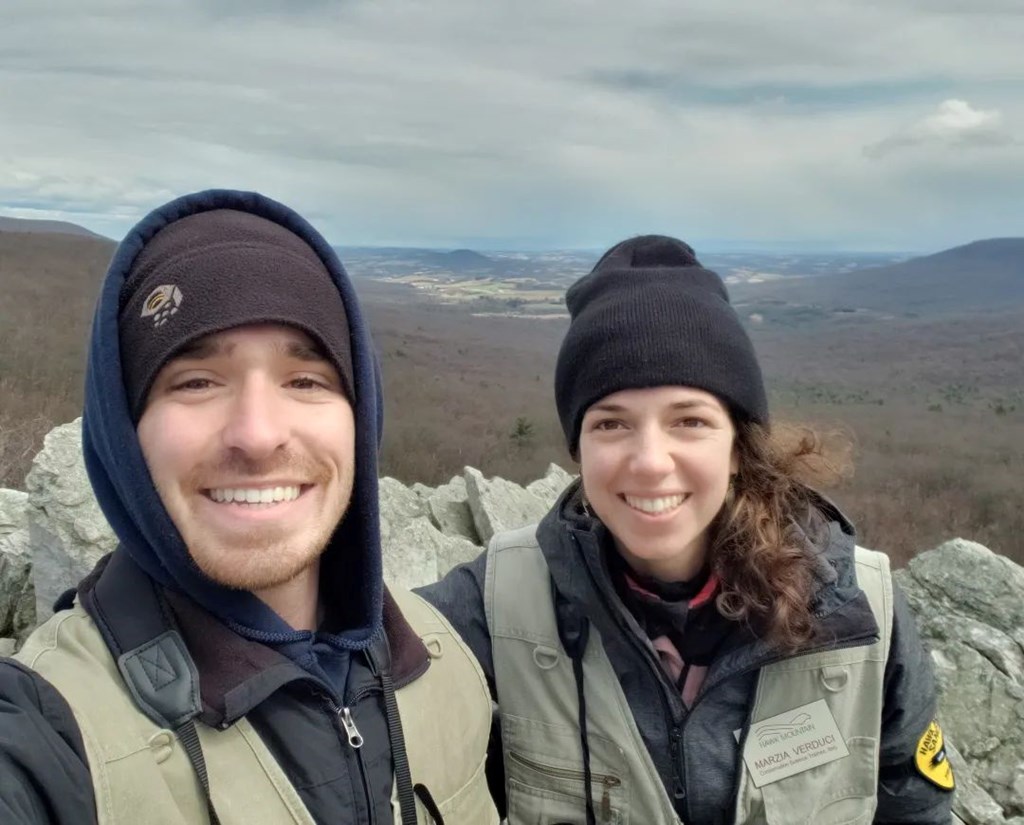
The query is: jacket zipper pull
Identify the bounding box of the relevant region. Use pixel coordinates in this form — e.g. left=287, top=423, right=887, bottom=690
left=339, top=706, right=364, bottom=749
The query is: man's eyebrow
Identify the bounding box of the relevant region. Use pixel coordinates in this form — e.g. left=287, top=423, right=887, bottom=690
left=282, top=339, right=330, bottom=362
left=171, top=338, right=225, bottom=361
left=166, top=336, right=329, bottom=363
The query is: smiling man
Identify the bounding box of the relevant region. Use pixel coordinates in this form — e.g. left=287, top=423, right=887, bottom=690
left=0, top=191, right=497, bottom=824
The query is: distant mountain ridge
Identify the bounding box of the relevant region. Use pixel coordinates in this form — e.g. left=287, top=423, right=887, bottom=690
left=0, top=216, right=105, bottom=239
left=742, top=237, right=1024, bottom=316
left=336, top=245, right=512, bottom=278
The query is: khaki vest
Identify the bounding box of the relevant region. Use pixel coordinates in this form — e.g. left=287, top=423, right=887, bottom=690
left=16, top=588, right=498, bottom=825
left=485, top=525, right=893, bottom=825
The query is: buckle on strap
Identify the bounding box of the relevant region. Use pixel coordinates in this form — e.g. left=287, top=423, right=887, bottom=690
left=117, top=630, right=201, bottom=729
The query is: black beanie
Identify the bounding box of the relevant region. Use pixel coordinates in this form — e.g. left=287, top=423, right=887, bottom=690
left=555, top=235, right=768, bottom=454
left=119, top=209, right=354, bottom=421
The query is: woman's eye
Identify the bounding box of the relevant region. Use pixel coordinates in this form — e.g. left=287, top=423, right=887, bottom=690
left=678, top=417, right=707, bottom=428
left=593, top=419, right=622, bottom=431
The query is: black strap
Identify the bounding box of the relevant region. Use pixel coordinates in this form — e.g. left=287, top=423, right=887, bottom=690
left=176, top=720, right=221, bottom=825
left=553, top=582, right=597, bottom=825
left=413, top=783, right=446, bottom=824
left=81, top=550, right=221, bottom=824
left=375, top=647, right=418, bottom=825
left=571, top=652, right=597, bottom=825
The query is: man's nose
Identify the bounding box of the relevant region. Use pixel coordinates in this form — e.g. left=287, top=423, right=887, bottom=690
left=220, top=378, right=289, bottom=459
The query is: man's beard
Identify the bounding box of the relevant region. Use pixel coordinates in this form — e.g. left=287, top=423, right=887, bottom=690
left=174, top=448, right=349, bottom=592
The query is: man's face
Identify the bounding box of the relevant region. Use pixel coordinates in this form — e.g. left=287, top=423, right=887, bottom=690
left=137, top=323, right=355, bottom=592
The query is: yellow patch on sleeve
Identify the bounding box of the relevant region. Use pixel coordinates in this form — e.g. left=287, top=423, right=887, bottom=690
left=915, top=721, right=955, bottom=790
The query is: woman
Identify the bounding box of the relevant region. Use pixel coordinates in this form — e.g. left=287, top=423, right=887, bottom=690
left=419, top=235, right=954, bottom=824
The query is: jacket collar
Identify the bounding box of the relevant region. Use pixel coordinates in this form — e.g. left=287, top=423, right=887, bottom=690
left=78, top=549, right=430, bottom=727
left=538, top=480, right=879, bottom=679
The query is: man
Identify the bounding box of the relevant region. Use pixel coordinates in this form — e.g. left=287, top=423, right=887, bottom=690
left=0, top=190, right=497, bottom=824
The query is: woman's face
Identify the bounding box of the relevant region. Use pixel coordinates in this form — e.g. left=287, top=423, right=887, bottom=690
left=578, top=385, right=737, bottom=582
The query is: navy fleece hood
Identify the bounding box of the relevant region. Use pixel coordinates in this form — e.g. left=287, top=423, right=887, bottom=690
left=82, top=190, right=384, bottom=655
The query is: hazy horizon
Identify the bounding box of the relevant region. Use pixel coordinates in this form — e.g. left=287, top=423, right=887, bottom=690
left=0, top=213, right=934, bottom=257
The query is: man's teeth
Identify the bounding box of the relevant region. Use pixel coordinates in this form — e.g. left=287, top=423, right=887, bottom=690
left=208, top=486, right=301, bottom=504
left=624, top=494, right=686, bottom=514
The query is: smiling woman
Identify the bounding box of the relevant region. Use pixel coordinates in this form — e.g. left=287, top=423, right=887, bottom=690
left=419, top=234, right=954, bottom=825
left=578, top=386, right=739, bottom=585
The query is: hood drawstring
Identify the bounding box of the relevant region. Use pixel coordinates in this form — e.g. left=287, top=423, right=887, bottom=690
left=553, top=579, right=597, bottom=825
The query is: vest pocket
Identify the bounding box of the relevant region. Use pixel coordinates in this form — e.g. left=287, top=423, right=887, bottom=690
left=759, top=735, right=877, bottom=825
left=506, top=752, right=624, bottom=825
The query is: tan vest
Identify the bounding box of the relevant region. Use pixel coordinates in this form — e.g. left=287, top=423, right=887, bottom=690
left=16, top=588, right=498, bottom=825
left=485, top=525, right=893, bottom=825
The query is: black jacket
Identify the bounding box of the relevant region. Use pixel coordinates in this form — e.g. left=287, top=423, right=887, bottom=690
left=418, top=482, right=954, bottom=824
left=0, top=549, right=433, bottom=824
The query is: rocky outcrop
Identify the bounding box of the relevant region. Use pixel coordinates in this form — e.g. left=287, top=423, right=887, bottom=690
left=0, top=489, right=34, bottom=642
left=465, top=465, right=551, bottom=543
left=24, top=421, right=117, bottom=622
left=1, top=421, right=1022, bottom=824
left=380, top=462, right=571, bottom=589
left=896, top=540, right=1024, bottom=823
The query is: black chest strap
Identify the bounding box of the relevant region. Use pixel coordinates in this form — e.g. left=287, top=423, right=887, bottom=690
left=78, top=550, right=221, bottom=825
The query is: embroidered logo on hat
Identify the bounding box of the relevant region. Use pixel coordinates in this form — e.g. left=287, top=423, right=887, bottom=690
left=140, top=284, right=184, bottom=328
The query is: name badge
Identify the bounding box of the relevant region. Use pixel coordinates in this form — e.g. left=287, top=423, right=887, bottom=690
left=737, top=699, right=849, bottom=787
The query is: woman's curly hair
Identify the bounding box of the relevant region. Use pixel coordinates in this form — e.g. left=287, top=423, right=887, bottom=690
left=710, top=421, right=852, bottom=653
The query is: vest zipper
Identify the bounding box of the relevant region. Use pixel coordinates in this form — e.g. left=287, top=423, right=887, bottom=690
left=324, top=697, right=376, bottom=825
left=508, top=751, right=621, bottom=787
left=508, top=752, right=621, bottom=820
left=339, top=706, right=365, bottom=748
left=573, top=531, right=687, bottom=819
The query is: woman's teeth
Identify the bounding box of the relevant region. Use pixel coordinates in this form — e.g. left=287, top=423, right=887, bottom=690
left=624, top=494, right=686, bottom=514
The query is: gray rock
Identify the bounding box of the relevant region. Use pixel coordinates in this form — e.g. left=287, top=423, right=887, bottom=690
left=0, top=489, right=34, bottom=639
left=426, top=476, right=480, bottom=544
left=378, top=476, right=427, bottom=522
left=0, top=638, right=16, bottom=657
left=24, top=420, right=117, bottom=623
left=463, top=467, right=549, bottom=545
left=897, top=539, right=1024, bottom=635
left=435, top=530, right=483, bottom=579
left=525, top=463, right=576, bottom=510
left=896, top=539, right=1024, bottom=816
left=380, top=515, right=440, bottom=590
left=949, top=740, right=1012, bottom=825
left=380, top=504, right=484, bottom=590
left=409, top=482, right=435, bottom=501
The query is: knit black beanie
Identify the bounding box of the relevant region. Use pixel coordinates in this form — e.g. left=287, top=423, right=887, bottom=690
left=119, top=209, right=354, bottom=421
left=555, top=235, right=768, bottom=454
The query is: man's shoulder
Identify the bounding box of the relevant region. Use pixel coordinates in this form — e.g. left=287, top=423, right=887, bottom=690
left=14, top=606, right=113, bottom=674
left=0, top=654, right=96, bottom=824
left=10, top=606, right=132, bottom=736
left=0, top=650, right=80, bottom=734
left=0, top=653, right=56, bottom=707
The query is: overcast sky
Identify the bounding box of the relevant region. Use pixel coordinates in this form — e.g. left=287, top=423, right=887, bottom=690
left=1, top=0, right=1021, bottom=251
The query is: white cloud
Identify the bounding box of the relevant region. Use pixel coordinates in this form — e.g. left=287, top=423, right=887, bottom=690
left=925, top=99, right=1003, bottom=136
left=866, top=99, right=1015, bottom=157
